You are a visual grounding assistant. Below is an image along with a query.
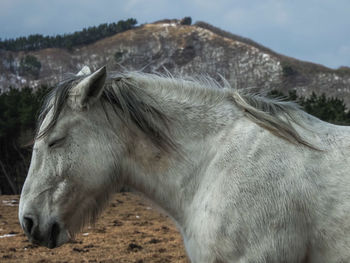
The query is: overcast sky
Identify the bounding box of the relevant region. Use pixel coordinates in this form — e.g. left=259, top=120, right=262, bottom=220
left=1, top=0, right=349, bottom=69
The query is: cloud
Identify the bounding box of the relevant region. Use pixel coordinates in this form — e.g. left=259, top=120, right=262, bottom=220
left=222, top=1, right=290, bottom=28
left=0, top=0, right=349, bottom=68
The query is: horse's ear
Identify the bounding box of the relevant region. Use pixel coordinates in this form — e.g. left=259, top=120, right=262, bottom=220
left=71, top=66, right=107, bottom=109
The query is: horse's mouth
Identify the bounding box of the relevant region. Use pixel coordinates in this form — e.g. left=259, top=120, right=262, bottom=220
left=47, top=222, right=60, bottom=249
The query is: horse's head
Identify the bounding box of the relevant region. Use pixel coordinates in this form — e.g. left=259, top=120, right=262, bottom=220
left=18, top=66, right=124, bottom=248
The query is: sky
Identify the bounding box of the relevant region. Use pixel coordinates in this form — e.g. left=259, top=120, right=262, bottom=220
left=0, top=0, right=349, bottom=69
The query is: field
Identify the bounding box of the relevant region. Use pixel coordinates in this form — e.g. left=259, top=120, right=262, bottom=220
left=0, top=193, right=189, bottom=262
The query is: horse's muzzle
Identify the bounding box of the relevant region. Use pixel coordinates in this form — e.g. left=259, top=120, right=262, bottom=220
left=22, top=215, right=61, bottom=249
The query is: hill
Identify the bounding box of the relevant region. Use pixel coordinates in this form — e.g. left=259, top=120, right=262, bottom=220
left=1, top=18, right=350, bottom=106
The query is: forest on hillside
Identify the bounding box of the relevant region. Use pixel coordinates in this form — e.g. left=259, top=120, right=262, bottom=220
left=0, top=18, right=137, bottom=51
left=0, top=86, right=49, bottom=194
left=0, top=86, right=350, bottom=194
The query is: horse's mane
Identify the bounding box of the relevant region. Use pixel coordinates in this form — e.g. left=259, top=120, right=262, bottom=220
left=230, top=90, right=316, bottom=149
left=37, top=71, right=316, bottom=151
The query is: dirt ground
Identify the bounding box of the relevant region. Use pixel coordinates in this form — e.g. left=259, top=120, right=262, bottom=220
left=0, top=193, right=189, bottom=262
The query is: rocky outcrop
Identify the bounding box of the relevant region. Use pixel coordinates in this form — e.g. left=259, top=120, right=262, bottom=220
left=1, top=20, right=350, bottom=106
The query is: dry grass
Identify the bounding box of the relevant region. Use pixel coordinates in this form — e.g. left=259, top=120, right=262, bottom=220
left=0, top=193, right=189, bottom=263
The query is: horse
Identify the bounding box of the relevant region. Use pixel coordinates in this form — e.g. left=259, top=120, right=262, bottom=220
left=19, top=66, right=350, bottom=262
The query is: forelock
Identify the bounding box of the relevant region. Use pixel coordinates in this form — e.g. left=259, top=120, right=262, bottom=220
left=36, top=75, right=82, bottom=139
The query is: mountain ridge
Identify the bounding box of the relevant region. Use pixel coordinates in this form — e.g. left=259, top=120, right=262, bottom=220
left=1, top=19, right=350, bottom=106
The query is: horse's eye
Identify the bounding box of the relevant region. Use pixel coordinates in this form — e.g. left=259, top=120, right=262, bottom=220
left=48, top=137, right=65, bottom=148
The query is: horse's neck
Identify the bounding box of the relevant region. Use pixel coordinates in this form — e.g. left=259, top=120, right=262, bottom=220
left=118, top=87, right=239, bottom=223
left=123, top=132, right=222, bottom=224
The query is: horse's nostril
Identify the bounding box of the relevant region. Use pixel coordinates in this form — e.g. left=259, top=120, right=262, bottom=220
left=23, top=216, right=34, bottom=235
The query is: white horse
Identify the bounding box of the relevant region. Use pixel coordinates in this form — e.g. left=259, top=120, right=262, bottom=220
left=19, top=66, right=350, bottom=262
